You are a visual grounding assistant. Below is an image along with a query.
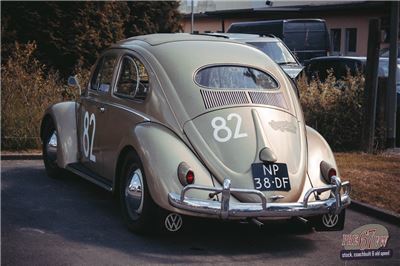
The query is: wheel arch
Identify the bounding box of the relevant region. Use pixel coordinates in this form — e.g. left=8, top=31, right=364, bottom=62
left=115, top=122, right=215, bottom=214
left=40, top=114, right=53, bottom=141
left=306, top=125, right=338, bottom=199
left=114, top=145, right=137, bottom=196
left=41, top=101, right=79, bottom=168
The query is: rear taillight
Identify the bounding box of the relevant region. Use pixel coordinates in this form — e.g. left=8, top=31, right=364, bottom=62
left=320, top=161, right=337, bottom=183
left=185, top=170, right=195, bottom=184
left=177, top=162, right=195, bottom=186
left=328, top=168, right=337, bottom=179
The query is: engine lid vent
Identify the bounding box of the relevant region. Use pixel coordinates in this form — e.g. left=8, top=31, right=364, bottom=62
left=200, top=90, right=249, bottom=109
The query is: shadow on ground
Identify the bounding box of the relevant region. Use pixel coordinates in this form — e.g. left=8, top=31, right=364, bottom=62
left=2, top=163, right=318, bottom=264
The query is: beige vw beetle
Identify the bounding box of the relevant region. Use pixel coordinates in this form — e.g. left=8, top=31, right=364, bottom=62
left=41, top=33, right=350, bottom=233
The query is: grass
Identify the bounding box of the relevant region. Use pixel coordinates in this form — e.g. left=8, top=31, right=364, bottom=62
left=335, top=152, right=400, bottom=214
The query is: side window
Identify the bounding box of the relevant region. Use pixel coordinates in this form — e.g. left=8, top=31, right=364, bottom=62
left=115, top=56, right=149, bottom=101
left=90, top=55, right=117, bottom=92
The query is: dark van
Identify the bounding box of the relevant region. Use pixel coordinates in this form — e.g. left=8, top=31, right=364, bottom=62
left=227, top=19, right=330, bottom=62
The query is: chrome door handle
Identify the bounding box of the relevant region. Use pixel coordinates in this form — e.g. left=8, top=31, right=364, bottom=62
left=98, top=106, right=106, bottom=113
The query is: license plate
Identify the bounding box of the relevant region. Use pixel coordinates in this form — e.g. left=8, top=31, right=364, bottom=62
left=251, top=163, right=291, bottom=191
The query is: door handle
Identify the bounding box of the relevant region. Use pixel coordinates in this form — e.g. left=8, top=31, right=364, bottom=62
left=98, top=106, right=106, bottom=113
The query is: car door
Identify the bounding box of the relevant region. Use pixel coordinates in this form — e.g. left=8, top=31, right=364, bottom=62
left=77, top=51, right=119, bottom=178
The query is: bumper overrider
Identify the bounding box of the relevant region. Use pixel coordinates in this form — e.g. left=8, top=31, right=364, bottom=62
left=168, top=176, right=351, bottom=219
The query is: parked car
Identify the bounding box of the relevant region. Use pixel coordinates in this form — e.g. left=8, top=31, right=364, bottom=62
left=227, top=19, right=330, bottom=63
left=41, top=33, right=350, bottom=234
left=303, top=56, right=400, bottom=94
left=205, top=33, right=303, bottom=79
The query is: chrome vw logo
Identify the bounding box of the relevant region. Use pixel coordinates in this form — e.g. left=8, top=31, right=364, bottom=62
left=322, top=213, right=339, bottom=228
left=164, top=213, right=183, bottom=232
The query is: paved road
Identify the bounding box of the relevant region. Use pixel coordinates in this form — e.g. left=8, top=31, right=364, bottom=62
left=2, top=160, right=399, bottom=265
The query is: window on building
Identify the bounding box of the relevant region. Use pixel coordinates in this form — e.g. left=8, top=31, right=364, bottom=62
left=345, top=28, right=357, bottom=53
left=330, top=28, right=341, bottom=53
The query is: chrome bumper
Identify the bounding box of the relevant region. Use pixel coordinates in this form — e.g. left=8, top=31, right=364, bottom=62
left=168, top=176, right=351, bottom=219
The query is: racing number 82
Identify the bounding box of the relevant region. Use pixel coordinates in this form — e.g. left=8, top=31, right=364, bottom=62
left=211, top=113, right=248, bottom=143
left=83, top=111, right=96, bottom=162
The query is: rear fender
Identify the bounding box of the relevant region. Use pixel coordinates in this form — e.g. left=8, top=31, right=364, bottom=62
left=41, top=101, right=79, bottom=168
left=123, top=122, right=214, bottom=213
left=306, top=126, right=338, bottom=200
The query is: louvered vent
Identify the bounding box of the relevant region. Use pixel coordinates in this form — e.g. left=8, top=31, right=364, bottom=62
left=200, top=90, right=249, bottom=109
left=248, top=92, right=288, bottom=110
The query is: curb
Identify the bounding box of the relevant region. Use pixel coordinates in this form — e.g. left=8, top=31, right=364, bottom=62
left=349, top=200, right=400, bottom=225
left=1, top=154, right=42, bottom=160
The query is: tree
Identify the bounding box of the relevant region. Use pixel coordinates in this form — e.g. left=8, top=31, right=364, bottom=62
left=1, top=1, right=182, bottom=76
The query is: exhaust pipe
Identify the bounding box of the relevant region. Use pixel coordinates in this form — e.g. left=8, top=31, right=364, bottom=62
left=250, top=218, right=264, bottom=228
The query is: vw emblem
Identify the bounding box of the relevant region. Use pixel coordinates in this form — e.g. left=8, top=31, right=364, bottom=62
left=164, top=213, right=183, bottom=232
left=322, top=213, right=339, bottom=228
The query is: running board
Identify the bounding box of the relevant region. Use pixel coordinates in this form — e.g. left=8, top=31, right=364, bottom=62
left=66, top=163, right=113, bottom=192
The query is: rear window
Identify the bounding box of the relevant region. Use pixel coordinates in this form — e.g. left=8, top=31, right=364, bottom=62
left=195, top=66, right=278, bottom=90
left=284, top=22, right=328, bottom=51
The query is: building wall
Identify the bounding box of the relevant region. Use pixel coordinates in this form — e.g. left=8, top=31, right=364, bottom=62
left=182, top=11, right=387, bottom=57
left=324, top=15, right=370, bottom=56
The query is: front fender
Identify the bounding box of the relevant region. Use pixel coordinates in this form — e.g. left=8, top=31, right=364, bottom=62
left=128, top=122, right=215, bottom=213
left=306, top=126, right=338, bottom=200
left=42, top=101, right=79, bottom=168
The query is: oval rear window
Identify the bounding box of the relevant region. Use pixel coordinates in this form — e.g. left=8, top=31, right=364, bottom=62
left=195, top=66, right=278, bottom=90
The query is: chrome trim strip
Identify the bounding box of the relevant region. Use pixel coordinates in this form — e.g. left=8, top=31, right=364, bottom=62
left=168, top=176, right=351, bottom=219
left=85, top=98, right=151, bottom=122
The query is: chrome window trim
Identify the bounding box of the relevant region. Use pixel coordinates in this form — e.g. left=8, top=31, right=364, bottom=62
left=112, top=53, right=150, bottom=103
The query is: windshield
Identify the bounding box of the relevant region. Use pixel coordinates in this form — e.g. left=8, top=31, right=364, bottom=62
left=247, top=41, right=298, bottom=65
left=195, top=66, right=278, bottom=90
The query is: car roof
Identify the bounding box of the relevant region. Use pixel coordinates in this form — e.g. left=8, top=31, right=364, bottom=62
left=116, top=33, right=242, bottom=47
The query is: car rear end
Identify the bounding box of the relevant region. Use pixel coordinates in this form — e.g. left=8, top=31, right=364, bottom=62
left=146, top=37, right=350, bottom=229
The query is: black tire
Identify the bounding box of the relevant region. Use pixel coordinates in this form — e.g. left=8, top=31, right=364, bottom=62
left=42, top=119, right=64, bottom=178
left=119, top=151, right=165, bottom=234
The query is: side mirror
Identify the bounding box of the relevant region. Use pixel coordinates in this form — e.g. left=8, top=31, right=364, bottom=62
left=67, top=75, right=81, bottom=95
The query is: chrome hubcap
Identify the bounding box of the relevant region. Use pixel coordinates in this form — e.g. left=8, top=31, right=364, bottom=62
left=125, top=168, right=144, bottom=220
left=46, top=131, right=57, bottom=165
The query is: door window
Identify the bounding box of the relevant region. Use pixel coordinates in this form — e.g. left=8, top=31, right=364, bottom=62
left=90, top=55, right=118, bottom=92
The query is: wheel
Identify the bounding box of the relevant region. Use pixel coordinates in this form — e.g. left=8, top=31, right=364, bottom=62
left=119, top=151, right=184, bottom=234
left=42, top=119, right=64, bottom=178
left=120, top=151, right=160, bottom=233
